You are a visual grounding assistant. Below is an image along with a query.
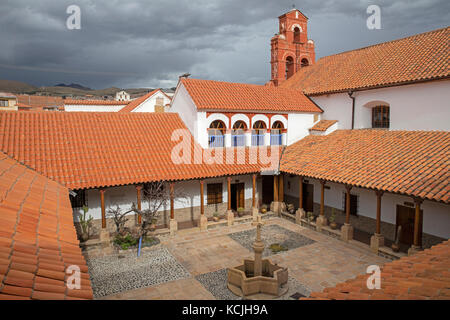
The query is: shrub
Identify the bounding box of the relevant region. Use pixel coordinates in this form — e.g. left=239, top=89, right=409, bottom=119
left=269, top=243, right=288, bottom=253
left=114, top=234, right=137, bottom=250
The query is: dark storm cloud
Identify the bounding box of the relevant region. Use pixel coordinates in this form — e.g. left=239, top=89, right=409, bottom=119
left=0, top=0, right=448, bottom=89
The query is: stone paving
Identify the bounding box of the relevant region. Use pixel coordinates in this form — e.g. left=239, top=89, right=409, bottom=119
left=96, top=217, right=389, bottom=300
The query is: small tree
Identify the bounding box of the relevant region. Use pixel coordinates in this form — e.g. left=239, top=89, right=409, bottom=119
left=106, top=205, right=131, bottom=236
left=79, top=205, right=93, bottom=241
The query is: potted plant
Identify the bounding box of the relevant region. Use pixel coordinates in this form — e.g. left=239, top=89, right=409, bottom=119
left=237, top=207, right=245, bottom=217
left=213, top=212, right=220, bottom=222
left=287, top=203, right=295, bottom=214
left=329, top=209, right=338, bottom=230
left=307, top=211, right=314, bottom=223
left=260, top=204, right=268, bottom=214
left=79, top=205, right=93, bottom=242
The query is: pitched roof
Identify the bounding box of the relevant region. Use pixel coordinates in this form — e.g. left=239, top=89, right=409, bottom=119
left=0, top=111, right=275, bottom=190
left=305, top=239, right=450, bottom=300
left=280, top=130, right=450, bottom=203
left=17, top=95, right=64, bottom=108
left=0, top=92, right=16, bottom=99
left=63, top=99, right=128, bottom=106
left=0, top=152, right=92, bottom=300
left=281, top=27, right=450, bottom=95
left=180, top=78, right=322, bottom=113
left=118, top=89, right=171, bottom=113
left=310, top=120, right=337, bottom=132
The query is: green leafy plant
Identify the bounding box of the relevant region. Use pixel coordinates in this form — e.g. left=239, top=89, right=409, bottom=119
left=114, top=234, right=137, bottom=250
left=269, top=243, right=288, bottom=253
left=329, top=208, right=336, bottom=223
left=307, top=211, right=314, bottom=221
left=79, top=205, right=93, bottom=240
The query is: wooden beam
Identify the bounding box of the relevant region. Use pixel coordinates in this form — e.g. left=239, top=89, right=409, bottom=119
left=278, top=174, right=284, bottom=202
left=136, top=185, right=142, bottom=224
left=227, top=177, right=232, bottom=211
left=100, top=189, right=106, bottom=229
left=252, top=174, right=256, bottom=208
left=273, top=175, right=278, bottom=202
left=413, top=198, right=423, bottom=247
left=375, top=190, right=383, bottom=234
left=170, top=182, right=174, bottom=220
left=298, top=176, right=304, bottom=210
left=345, top=185, right=352, bottom=224
left=200, top=180, right=204, bottom=215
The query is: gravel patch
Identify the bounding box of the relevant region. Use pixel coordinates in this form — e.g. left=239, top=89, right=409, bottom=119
left=87, top=246, right=191, bottom=298
left=195, top=268, right=311, bottom=300
left=228, top=224, right=315, bottom=257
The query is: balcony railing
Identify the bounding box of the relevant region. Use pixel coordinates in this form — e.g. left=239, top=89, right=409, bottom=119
left=251, top=134, right=265, bottom=146
left=270, top=134, right=282, bottom=146
left=232, top=134, right=245, bottom=147
left=208, top=135, right=224, bottom=148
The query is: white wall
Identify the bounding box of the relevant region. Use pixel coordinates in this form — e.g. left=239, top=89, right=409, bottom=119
left=131, top=91, right=171, bottom=113
left=310, top=80, right=450, bottom=131
left=283, top=175, right=450, bottom=239
left=286, top=113, right=316, bottom=144
left=169, top=83, right=200, bottom=143
left=64, top=104, right=126, bottom=112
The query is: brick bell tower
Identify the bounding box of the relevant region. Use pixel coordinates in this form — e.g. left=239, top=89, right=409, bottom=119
left=269, top=8, right=315, bottom=86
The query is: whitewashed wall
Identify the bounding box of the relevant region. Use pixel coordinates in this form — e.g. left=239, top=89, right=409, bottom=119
left=73, top=174, right=260, bottom=222
left=131, top=91, right=171, bottom=113
left=64, top=104, right=126, bottom=112
left=283, top=175, right=450, bottom=239
left=310, top=80, right=450, bottom=131
left=286, top=113, right=317, bottom=144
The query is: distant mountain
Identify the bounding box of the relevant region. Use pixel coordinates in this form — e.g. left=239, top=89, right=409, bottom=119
left=55, top=83, right=92, bottom=91
left=0, top=80, right=37, bottom=93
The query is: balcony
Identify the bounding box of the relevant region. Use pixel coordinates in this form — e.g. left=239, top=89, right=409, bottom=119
left=232, top=134, right=245, bottom=147
left=270, top=133, right=282, bottom=146
left=251, top=134, right=265, bottom=146
left=208, top=135, right=224, bottom=148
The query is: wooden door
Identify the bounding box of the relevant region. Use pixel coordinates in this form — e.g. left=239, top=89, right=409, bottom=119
left=396, top=205, right=422, bottom=245
left=262, top=176, right=274, bottom=205
left=303, top=183, right=314, bottom=213
left=236, top=183, right=245, bottom=209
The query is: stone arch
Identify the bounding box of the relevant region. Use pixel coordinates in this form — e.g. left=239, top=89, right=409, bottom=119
left=251, top=114, right=269, bottom=129
left=231, top=114, right=250, bottom=129
left=206, top=113, right=230, bottom=129
left=270, top=115, right=287, bottom=128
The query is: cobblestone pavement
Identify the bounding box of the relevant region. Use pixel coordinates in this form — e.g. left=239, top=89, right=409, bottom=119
left=98, top=217, right=389, bottom=299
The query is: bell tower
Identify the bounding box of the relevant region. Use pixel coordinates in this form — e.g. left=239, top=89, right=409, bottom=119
left=269, top=9, right=315, bottom=86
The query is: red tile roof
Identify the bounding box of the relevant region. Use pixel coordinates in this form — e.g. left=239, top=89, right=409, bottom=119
left=118, top=89, right=171, bottom=113
left=180, top=78, right=322, bottom=113
left=280, top=129, right=450, bottom=203
left=63, top=99, right=128, bottom=106
left=310, top=120, right=337, bottom=132
left=0, top=152, right=92, bottom=300
left=281, top=27, right=450, bottom=95
left=0, top=111, right=276, bottom=190
left=305, top=239, right=450, bottom=300
left=17, top=95, right=64, bottom=109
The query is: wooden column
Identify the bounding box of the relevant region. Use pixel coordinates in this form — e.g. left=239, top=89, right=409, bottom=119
left=273, top=175, right=278, bottom=202
left=320, top=180, right=325, bottom=217
left=298, top=176, right=304, bottom=210
left=345, top=185, right=352, bottom=224
left=413, top=198, right=423, bottom=247
left=100, top=189, right=106, bottom=229
left=200, top=180, right=204, bottom=216
left=278, top=174, right=284, bottom=202
left=227, top=177, right=232, bottom=211
left=136, top=185, right=142, bottom=224
left=252, top=174, right=256, bottom=208
left=375, top=190, right=383, bottom=234
left=170, top=182, right=174, bottom=220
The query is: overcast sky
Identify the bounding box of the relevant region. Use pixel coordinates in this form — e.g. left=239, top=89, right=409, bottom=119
left=0, top=0, right=448, bottom=89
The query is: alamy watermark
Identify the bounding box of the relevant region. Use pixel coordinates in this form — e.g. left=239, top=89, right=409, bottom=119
left=66, top=265, right=81, bottom=289
left=367, top=5, right=381, bottom=30
left=366, top=265, right=381, bottom=289
left=66, top=5, right=81, bottom=30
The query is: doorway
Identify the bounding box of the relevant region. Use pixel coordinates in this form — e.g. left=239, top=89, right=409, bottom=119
left=230, top=183, right=245, bottom=211
left=262, top=176, right=274, bottom=205
left=396, top=205, right=422, bottom=246
left=302, top=183, right=314, bottom=213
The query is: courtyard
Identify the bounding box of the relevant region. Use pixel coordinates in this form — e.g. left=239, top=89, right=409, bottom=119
left=86, top=217, right=389, bottom=300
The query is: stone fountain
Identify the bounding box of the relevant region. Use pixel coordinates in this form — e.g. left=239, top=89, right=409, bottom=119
left=227, top=223, right=288, bottom=299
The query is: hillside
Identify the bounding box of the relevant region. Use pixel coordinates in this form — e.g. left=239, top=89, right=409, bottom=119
left=0, top=80, right=37, bottom=93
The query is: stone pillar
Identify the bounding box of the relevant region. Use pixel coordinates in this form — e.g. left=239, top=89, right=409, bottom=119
left=281, top=129, right=287, bottom=145
left=264, top=129, right=270, bottom=146
left=227, top=177, right=234, bottom=226
left=295, top=176, right=305, bottom=223
left=370, top=190, right=384, bottom=253
left=245, top=130, right=252, bottom=147
left=341, top=184, right=353, bottom=241
left=99, top=189, right=109, bottom=242
left=169, top=182, right=177, bottom=235
left=408, top=198, right=423, bottom=256
left=224, top=130, right=232, bottom=148
left=252, top=174, right=259, bottom=220
left=253, top=223, right=265, bottom=277
left=199, top=180, right=208, bottom=231
left=316, top=180, right=327, bottom=230
left=136, top=185, right=142, bottom=224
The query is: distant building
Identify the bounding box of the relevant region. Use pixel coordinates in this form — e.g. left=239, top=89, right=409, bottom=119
left=0, top=92, right=18, bottom=111
left=115, top=90, right=131, bottom=101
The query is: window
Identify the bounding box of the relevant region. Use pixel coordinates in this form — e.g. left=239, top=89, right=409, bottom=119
left=313, top=114, right=319, bottom=123
left=208, top=120, right=226, bottom=148
left=301, top=58, right=309, bottom=67
left=252, top=120, right=266, bottom=146
left=285, top=56, right=294, bottom=80
left=156, top=97, right=164, bottom=106
left=293, top=27, right=301, bottom=43
left=232, top=121, right=247, bottom=147
left=270, top=121, right=284, bottom=145
left=0, top=100, right=8, bottom=107
left=70, top=190, right=87, bottom=208
left=372, top=105, right=390, bottom=128
left=207, top=183, right=223, bottom=204
left=343, top=192, right=359, bottom=216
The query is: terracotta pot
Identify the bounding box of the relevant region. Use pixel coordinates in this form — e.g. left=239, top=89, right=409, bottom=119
left=330, top=222, right=338, bottom=230
left=80, top=233, right=89, bottom=242
left=213, top=217, right=219, bottom=222
left=391, top=243, right=400, bottom=252
left=237, top=211, right=244, bottom=217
